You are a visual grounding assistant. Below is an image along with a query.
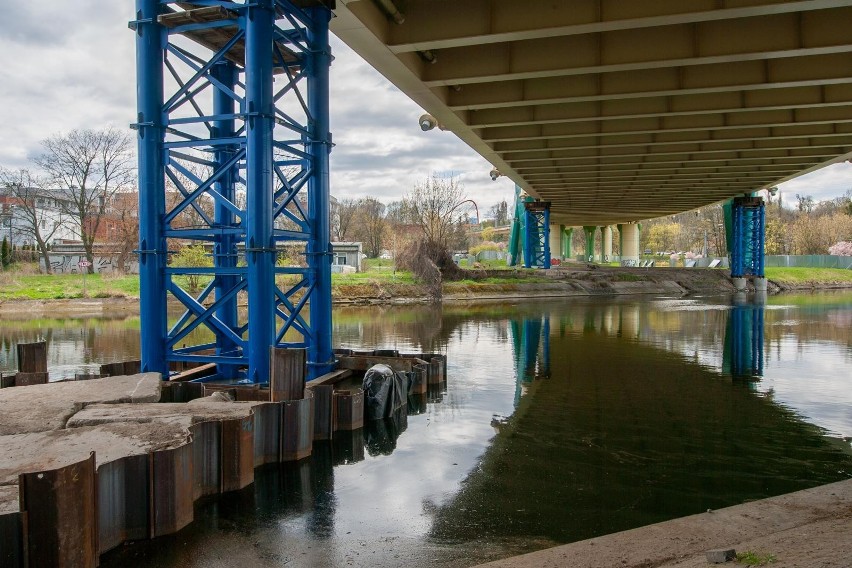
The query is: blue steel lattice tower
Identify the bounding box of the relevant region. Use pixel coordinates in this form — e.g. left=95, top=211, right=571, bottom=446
left=133, top=0, right=335, bottom=382
left=730, top=196, right=766, bottom=279
left=522, top=201, right=551, bottom=269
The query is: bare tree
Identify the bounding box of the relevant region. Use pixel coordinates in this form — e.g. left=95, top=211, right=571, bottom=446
left=795, top=193, right=815, bottom=213
left=403, top=176, right=468, bottom=248
left=34, top=128, right=134, bottom=273
left=111, top=192, right=140, bottom=272
left=488, top=200, right=509, bottom=226
left=0, top=168, right=70, bottom=273
left=336, top=197, right=360, bottom=241
left=355, top=197, right=386, bottom=258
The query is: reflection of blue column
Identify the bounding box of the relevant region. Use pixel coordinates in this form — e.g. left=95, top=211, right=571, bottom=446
left=723, top=302, right=765, bottom=380
left=509, top=317, right=548, bottom=405
left=509, top=319, right=522, bottom=405
left=541, top=316, right=550, bottom=379
left=522, top=318, right=542, bottom=381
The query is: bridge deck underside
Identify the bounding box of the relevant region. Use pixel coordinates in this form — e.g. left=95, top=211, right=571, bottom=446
left=332, top=0, right=852, bottom=225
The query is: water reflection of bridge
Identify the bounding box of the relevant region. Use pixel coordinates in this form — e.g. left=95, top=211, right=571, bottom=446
left=508, top=294, right=768, bottom=392
left=429, top=297, right=852, bottom=549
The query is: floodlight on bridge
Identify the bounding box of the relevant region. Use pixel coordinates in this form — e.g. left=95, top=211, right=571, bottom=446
left=419, top=114, right=438, bottom=131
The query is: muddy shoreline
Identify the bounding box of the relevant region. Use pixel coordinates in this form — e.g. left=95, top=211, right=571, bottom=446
left=0, top=265, right=849, bottom=318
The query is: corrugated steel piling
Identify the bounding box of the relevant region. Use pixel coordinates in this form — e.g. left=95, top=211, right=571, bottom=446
left=0, top=347, right=447, bottom=565
left=19, top=452, right=98, bottom=567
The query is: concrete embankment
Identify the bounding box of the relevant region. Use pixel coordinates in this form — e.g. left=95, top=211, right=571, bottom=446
left=475, top=478, right=852, bottom=568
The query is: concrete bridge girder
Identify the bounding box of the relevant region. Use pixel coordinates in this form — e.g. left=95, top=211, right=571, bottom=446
left=331, top=0, right=852, bottom=226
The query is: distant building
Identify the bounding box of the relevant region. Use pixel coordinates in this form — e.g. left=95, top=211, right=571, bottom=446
left=0, top=189, right=78, bottom=247
left=331, top=242, right=362, bottom=272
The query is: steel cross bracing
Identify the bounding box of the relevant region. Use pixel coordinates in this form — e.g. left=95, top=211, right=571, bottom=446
left=522, top=202, right=551, bottom=269
left=730, top=197, right=766, bottom=279
left=134, top=0, right=334, bottom=383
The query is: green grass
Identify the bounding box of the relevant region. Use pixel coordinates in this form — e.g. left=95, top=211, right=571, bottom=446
left=332, top=269, right=417, bottom=286
left=613, top=272, right=643, bottom=282
left=765, top=267, right=852, bottom=285
left=736, top=551, right=776, bottom=565
left=0, top=272, right=140, bottom=300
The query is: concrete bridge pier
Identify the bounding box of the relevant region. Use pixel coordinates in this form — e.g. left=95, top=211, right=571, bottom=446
left=549, top=224, right=563, bottom=261
left=618, top=223, right=641, bottom=267
left=602, top=226, right=613, bottom=263
left=582, top=226, right=597, bottom=262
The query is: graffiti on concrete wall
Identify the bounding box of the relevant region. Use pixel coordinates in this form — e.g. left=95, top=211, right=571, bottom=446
left=42, top=254, right=140, bottom=274
left=621, top=259, right=639, bottom=267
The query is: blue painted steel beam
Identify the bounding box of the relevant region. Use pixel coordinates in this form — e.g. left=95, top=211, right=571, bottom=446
left=306, top=6, right=334, bottom=378
left=136, top=0, right=168, bottom=377
left=244, top=0, right=277, bottom=384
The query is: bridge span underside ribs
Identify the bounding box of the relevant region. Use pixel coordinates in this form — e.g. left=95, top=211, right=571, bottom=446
left=134, top=0, right=334, bottom=382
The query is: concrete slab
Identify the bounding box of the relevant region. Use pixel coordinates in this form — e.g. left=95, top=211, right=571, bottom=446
left=66, top=400, right=267, bottom=428
left=0, top=373, right=162, bottom=435
left=0, top=485, right=19, bottom=516
left=474, top=478, right=852, bottom=568
left=0, top=422, right=191, bottom=487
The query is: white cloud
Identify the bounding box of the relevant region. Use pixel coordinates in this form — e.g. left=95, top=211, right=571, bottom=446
left=0, top=4, right=845, bottom=217
left=777, top=162, right=852, bottom=205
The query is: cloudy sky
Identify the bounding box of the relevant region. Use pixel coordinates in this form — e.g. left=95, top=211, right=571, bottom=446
left=1, top=2, right=849, bottom=218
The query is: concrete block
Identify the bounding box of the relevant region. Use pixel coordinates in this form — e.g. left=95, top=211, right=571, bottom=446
left=754, top=277, right=768, bottom=291
left=732, top=277, right=747, bottom=291
left=706, top=548, right=736, bottom=563
left=0, top=373, right=162, bottom=435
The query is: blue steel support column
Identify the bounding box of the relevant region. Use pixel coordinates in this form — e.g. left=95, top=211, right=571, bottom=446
left=543, top=207, right=551, bottom=267
left=212, top=61, right=240, bottom=380
left=135, top=0, right=168, bottom=376
left=522, top=201, right=550, bottom=268
left=307, top=6, right=335, bottom=379
left=245, top=0, right=276, bottom=383
left=730, top=196, right=766, bottom=279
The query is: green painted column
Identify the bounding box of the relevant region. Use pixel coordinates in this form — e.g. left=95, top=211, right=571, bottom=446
left=563, top=226, right=574, bottom=259
left=583, top=226, right=597, bottom=262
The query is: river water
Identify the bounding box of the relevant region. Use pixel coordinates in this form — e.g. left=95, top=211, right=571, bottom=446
left=1, top=292, right=851, bottom=567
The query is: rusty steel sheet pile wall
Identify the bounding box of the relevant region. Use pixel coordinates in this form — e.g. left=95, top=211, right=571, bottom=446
left=19, top=453, right=99, bottom=568
left=97, top=454, right=150, bottom=554
left=0, top=349, right=448, bottom=566
left=1, top=400, right=318, bottom=566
